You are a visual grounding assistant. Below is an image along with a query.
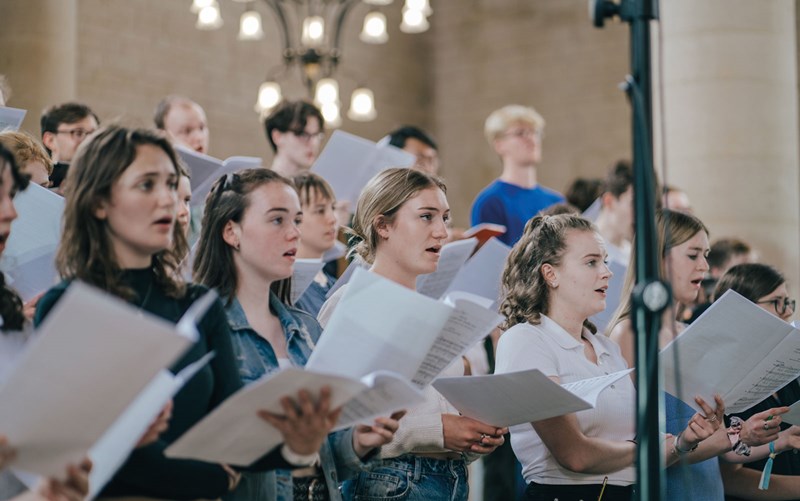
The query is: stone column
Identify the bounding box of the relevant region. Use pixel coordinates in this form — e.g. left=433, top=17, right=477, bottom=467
left=0, top=0, right=78, bottom=133
left=657, top=0, right=800, bottom=292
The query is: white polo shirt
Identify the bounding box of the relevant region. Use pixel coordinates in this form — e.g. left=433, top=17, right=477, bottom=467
left=495, top=314, right=636, bottom=486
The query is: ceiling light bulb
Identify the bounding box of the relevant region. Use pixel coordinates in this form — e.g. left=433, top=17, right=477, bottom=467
left=360, top=11, right=388, bottom=44
left=400, top=8, right=429, bottom=33
left=302, top=16, right=325, bottom=46
left=320, top=102, right=342, bottom=128
left=315, top=78, right=340, bottom=105
left=255, top=81, right=282, bottom=112
left=197, top=4, right=223, bottom=29
left=238, top=10, right=264, bottom=40
left=190, top=0, right=215, bottom=14
left=348, top=88, right=377, bottom=121
left=404, top=0, right=432, bottom=16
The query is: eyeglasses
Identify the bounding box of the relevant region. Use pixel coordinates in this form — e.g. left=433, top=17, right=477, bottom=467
left=289, top=130, right=325, bottom=142
left=55, top=128, right=96, bottom=140
left=757, top=297, right=796, bottom=315
left=499, top=128, right=543, bottom=140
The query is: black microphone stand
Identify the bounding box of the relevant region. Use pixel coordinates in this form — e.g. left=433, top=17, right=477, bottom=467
left=592, top=1, right=671, bottom=499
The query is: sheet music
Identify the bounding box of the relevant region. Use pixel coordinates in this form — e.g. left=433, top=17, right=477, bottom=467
left=335, top=371, right=425, bottom=429
left=308, top=268, right=451, bottom=381
left=175, top=146, right=262, bottom=207
left=0, top=282, right=195, bottom=476
left=412, top=297, right=502, bottom=387
left=311, top=130, right=415, bottom=205
left=0, top=106, right=26, bottom=132
left=290, top=259, right=325, bottom=304
left=325, top=257, right=368, bottom=299
left=433, top=369, right=631, bottom=428
left=86, top=353, right=213, bottom=498
left=444, top=237, right=511, bottom=308
left=416, top=238, right=478, bottom=299
left=662, top=290, right=800, bottom=413
left=0, top=184, right=63, bottom=300
left=165, top=368, right=367, bottom=466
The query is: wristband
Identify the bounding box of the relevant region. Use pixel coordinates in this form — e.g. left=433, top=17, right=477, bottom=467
left=672, top=431, right=698, bottom=455
left=281, top=444, right=320, bottom=466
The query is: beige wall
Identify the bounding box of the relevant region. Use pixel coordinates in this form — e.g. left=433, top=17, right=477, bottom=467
left=658, top=0, right=800, bottom=294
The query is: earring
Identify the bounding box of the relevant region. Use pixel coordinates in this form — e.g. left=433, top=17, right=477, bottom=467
left=549, top=282, right=558, bottom=288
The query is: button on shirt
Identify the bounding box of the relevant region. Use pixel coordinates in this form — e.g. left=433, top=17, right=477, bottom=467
left=494, top=314, right=636, bottom=486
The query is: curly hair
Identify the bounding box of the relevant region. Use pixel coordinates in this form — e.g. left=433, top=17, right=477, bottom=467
left=349, top=168, right=446, bottom=264
left=500, top=214, right=597, bottom=331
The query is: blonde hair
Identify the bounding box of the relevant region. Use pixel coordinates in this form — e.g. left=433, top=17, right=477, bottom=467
left=0, top=130, right=53, bottom=175
left=606, top=209, right=709, bottom=333
left=349, top=168, right=446, bottom=264
left=484, top=104, right=545, bottom=144
left=501, top=214, right=598, bottom=332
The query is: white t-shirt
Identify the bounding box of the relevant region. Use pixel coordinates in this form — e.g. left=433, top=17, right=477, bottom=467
left=495, top=314, right=636, bottom=486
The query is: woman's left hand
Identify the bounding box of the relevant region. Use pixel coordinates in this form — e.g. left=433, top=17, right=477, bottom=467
left=352, top=411, right=405, bottom=458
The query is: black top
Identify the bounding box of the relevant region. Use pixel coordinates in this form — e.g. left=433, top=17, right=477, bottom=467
left=726, top=381, right=800, bottom=501
left=34, top=268, right=290, bottom=500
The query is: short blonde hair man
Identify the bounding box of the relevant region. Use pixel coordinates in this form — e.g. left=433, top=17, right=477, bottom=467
left=484, top=105, right=545, bottom=144
left=471, top=104, right=563, bottom=246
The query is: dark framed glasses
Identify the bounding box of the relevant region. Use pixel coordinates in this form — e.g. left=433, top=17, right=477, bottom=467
left=757, top=297, right=796, bottom=316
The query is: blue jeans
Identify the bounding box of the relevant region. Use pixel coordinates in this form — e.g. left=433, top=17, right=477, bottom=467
left=342, top=455, right=469, bottom=501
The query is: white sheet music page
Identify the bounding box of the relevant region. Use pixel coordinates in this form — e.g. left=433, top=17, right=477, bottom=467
left=307, top=268, right=452, bottom=381
left=290, top=259, right=326, bottom=304
left=0, top=282, right=194, bottom=477
left=165, top=367, right=367, bottom=466
left=416, top=238, right=478, bottom=299
left=432, top=369, right=630, bottom=428
left=661, top=290, right=800, bottom=413
left=444, top=237, right=511, bottom=308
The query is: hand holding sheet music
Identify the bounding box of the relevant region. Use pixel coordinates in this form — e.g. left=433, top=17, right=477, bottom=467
left=0, top=283, right=210, bottom=477
left=662, top=290, right=800, bottom=413
left=165, top=367, right=421, bottom=466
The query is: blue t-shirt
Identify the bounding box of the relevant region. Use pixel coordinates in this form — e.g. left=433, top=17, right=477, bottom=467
left=470, top=179, right=564, bottom=246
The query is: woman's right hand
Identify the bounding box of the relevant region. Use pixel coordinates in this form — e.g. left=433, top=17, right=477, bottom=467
left=37, top=458, right=92, bottom=501
left=441, top=414, right=507, bottom=455
left=0, top=435, right=16, bottom=470
left=258, top=386, right=342, bottom=456
left=680, top=395, right=725, bottom=450
left=740, top=407, right=789, bottom=446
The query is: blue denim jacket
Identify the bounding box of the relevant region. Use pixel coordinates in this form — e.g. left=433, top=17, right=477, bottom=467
left=223, top=293, right=367, bottom=501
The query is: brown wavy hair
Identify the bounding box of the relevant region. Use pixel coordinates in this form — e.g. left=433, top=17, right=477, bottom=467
left=56, top=125, right=188, bottom=300
left=500, top=214, right=598, bottom=332
left=349, top=168, right=446, bottom=264
left=193, top=168, right=296, bottom=305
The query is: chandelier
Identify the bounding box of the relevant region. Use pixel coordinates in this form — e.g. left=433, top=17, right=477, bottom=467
left=189, top=0, right=433, bottom=126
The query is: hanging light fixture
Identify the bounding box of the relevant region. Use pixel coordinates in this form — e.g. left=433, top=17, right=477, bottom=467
left=190, top=1, right=432, bottom=124
left=359, top=11, right=388, bottom=44
left=348, top=88, right=377, bottom=121
left=238, top=9, right=264, bottom=40
left=254, top=81, right=283, bottom=113
left=191, top=0, right=216, bottom=14
left=196, top=2, right=223, bottom=29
